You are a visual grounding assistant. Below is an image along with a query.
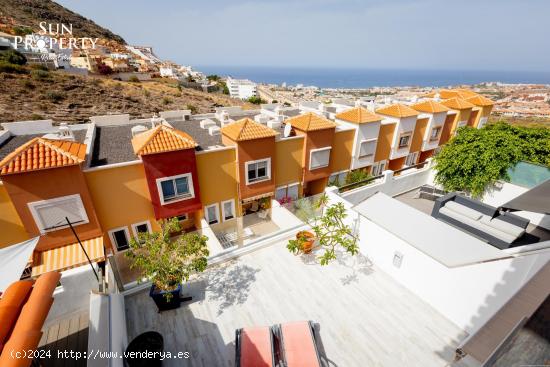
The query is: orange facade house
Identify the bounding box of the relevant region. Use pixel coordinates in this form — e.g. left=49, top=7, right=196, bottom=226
left=221, top=118, right=278, bottom=214
left=286, top=113, right=337, bottom=196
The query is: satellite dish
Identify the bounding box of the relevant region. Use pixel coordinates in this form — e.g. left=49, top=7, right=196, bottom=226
left=283, top=123, right=292, bottom=138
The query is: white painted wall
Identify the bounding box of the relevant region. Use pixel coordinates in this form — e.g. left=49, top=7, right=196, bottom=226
left=389, top=116, right=417, bottom=160
left=90, top=114, right=130, bottom=126
left=340, top=163, right=435, bottom=205
left=422, top=112, right=447, bottom=151
left=337, top=119, right=381, bottom=170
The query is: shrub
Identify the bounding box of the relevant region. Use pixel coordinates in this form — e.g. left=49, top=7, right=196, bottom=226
left=44, top=91, right=66, bottom=102
left=12, top=26, right=33, bottom=36
left=0, top=61, right=27, bottom=74
left=207, top=74, right=221, bottom=81
left=186, top=104, right=197, bottom=114
left=29, top=64, right=48, bottom=71
left=162, top=97, right=172, bottom=105
left=31, top=69, right=50, bottom=80
left=96, top=61, right=113, bottom=75
left=247, top=96, right=266, bottom=105
left=22, top=80, right=35, bottom=89
left=128, top=75, right=140, bottom=83
left=345, top=169, right=372, bottom=185
left=30, top=113, right=44, bottom=120
left=0, top=50, right=27, bottom=65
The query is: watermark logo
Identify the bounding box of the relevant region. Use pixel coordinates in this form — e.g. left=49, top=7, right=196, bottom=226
left=12, top=22, right=99, bottom=52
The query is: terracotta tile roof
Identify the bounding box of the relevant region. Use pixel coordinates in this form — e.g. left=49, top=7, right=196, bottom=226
left=452, top=88, right=478, bottom=98
left=441, top=97, right=475, bottom=110
left=335, top=107, right=382, bottom=124
left=132, top=125, right=197, bottom=155
left=0, top=138, right=86, bottom=175
left=221, top=118, right=278, bottom=141
left=286, top=112, right=337, bottom=131
left=411, top=100, right=450, bottom=114
left=375, top=104, right=419, bottom=118
left=466, top=95, right=494, bottom=107
left=424, top=89, right=478, bottom=100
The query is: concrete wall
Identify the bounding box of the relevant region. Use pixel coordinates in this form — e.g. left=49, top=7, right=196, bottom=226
left=340, top=163, right=435, bottom=205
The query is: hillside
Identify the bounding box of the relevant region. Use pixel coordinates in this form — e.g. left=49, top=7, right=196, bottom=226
left=0, top=70, right=252, bottom=123
left=0, top=0, right=125, bottom=43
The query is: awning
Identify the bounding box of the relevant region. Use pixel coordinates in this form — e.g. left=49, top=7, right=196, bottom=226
left=241, top=192, right=274, bottom=204
left=0, top=237, right=39, bottom=293
left=31, top=236, right=105, bottom=277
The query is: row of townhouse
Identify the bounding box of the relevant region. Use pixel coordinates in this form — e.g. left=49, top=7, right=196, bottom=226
left=0, top=89, right=493, bottom=277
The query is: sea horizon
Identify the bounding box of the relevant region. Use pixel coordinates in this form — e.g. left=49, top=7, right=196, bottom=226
left=196, top=65, right=550, bottom=88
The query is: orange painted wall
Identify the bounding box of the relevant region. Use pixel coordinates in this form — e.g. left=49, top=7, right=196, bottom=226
left=223, top=136, right=276, bottom=200
left=468, top=110, right=479, bottom=127
left=439, top=114, right=456, bottom=146
left=374, top=123, right=396, bottom=162
left=410, top=118, right=429, bottom=153
left=419, top=149, right=435, bottom=163
left=274, top=137, right=303, bottom=187
left=0, top=183, right=29, bottom=248
left=84, top=163, right=159, bottom=251
left=2, top=166, right=102, bottom=251
left=388, top=157, right=406, bottom=171
left=330, top=129, right=354, bottom=173
left=298, top=128, right=336, bottom=183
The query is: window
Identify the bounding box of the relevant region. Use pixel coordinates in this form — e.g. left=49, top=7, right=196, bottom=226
left=429, top=127, right=441, bottom=141
left=156, top=173, right=195, bottom=205
left=309, top=147, right=331, bottom=170
left=131, top=221, right=152, bottom=239
left=329, top=171, right=348, bottom=186
left=246, top=158, right=271, bottom=185
left=205, top=204, right=220, bottom=225
left=478, top=117, right=488, bottom=129
left=398, top=132, right=412, bottom=148
left=405, top=152, right=418, bottom=166
left=221, top=199, right=236, bottom=221
left=371, top=161, right=386, bottom=176
left=358, top=139, right=376, bottom=159
left=177, top=214, right=188, bottom=222
left=28, top=194, right=89, bottom=234
left=275, top=183, right=300, bottom=201
left=109, top=227, right=131, bottom=251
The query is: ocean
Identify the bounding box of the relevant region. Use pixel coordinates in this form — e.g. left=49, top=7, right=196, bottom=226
left=197, top=66, right=550, bottom=88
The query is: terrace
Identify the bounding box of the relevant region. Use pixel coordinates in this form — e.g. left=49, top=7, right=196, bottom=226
left=124, top=240, right=465, bottom=367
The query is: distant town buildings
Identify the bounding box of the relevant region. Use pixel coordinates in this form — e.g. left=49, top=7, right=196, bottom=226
left=226, top=77, right=258, bottom=100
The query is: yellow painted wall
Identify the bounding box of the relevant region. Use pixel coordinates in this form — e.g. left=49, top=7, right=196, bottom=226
left=452, top=108, right=473, bottom=133
left=275, top=137, right=303, bottom=186
left=84, top=163, right=159, bottom=250
left=196, top=147, right=239, bottom=216
left=0, top=182, right=29, bottom=248
left=330, top=129, right=354, bottom=173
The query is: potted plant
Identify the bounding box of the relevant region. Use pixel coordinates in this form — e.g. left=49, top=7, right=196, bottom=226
left=125, top=218, right=209, bottom=311
left=287, top=194, right=358, bottom=265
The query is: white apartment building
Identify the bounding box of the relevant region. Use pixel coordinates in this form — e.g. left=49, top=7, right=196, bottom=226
left=226, top=77, right=258, bottom=100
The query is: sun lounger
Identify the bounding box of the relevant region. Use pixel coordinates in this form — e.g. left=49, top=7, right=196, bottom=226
left=235, top=326, right=277, bottom=367
left=273, top=321, right=322, bottom=367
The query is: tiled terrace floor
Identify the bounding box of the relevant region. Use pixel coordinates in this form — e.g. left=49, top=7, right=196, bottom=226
left=125, top=240, right=466, bottom=366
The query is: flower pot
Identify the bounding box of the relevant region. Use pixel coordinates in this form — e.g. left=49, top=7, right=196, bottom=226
left=125, top=331, right=164, bottom=367
left=297, top=231, right=315, bottom=254
left=149, top=283, right=182, bottom=312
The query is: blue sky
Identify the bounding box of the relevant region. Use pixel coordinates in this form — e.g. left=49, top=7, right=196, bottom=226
left=56, top=0, right=550, bottom=71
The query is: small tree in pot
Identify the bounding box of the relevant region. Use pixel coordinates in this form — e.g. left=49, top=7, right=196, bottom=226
left=125, top=218, right=209, bottom=311
left=287, top=195, right=358, bottom=265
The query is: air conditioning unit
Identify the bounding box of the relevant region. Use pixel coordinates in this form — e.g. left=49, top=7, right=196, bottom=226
left=208, top=126, right=221, bottom=136
left=131, top=125, right=148, bottom=137
left=267, top=120, right=281, bottom=129
left=200, top=119, right=216, bottom=129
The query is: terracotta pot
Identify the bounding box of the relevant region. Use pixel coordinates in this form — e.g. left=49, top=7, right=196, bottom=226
left=297, top=231, right=315, bottom=254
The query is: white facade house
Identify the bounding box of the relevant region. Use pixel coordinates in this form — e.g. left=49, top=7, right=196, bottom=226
left=380, top=115, right=417, bottom=161
left=421, top=111, right=447, bottom=151
left=226, top=77, right=257, bottom=100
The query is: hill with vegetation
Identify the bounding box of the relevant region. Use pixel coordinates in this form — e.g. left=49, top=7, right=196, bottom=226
left=0, top=0, right=125, bottom=43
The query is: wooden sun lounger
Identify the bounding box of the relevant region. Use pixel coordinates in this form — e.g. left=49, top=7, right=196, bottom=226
left=235, top=326, right=277, bottom=367
left=273, top=321, right=322, bottom=367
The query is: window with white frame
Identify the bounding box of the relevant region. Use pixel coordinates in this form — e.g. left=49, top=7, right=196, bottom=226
left=478, top=117, right=488, bottom=129
left=309, top=147, right=331, bottom=170
left=221, top=199, right=236, bottom=221
left=405, top=152, right=419, bottom=166
left=358, top=139, right=376, bottom=159
left=275, top=183, right=299, bottom=201
left=397, top=132, right=412, bottom=148
left=28, top=194, right=89, bottom=234
left=156, top=173, right=195, bottom=205
left=205, top=204, right=220, bottom=225
left=246, top=158, right=271, bottom=185
left=131, top=221, right=152, bottom=242
left=329, top=171, right=348, bottom=186
left=371, top=161, right=386, bottom=176
left=109, top=227, right=131, bottom=251
left=429, top=127, right=441, bottom=141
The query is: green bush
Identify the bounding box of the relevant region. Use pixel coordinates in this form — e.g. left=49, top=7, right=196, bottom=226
left=186, top=104, right=197, bottom=114
left=247, top=96, right=266, bottom=105
left=30, top=113, right=44, bottom=120
left=22, top=80, right=35, bottom=89
left=12, top=26, right=33, bottom=36
left=345, top=169, right=372, bottom=185
left=0, top=50, right=27, bottom=65
left=162, top=97, right=172, bottom=105
left=44, top=91, right=66, bottom=102
left=29, top=64, right=48, bottom=71
left=434, top=122, right=550, bottom=197
left=31, top=69, right=50, bottom=80
left=128, top=75, right=140, bottom=83
left=0, top=61, right=27, bottom=74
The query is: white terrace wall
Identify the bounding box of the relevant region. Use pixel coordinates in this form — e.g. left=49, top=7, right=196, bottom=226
left=325, top=188, right=550, bottom=334
left=340, top=162, right=436, bottom=205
